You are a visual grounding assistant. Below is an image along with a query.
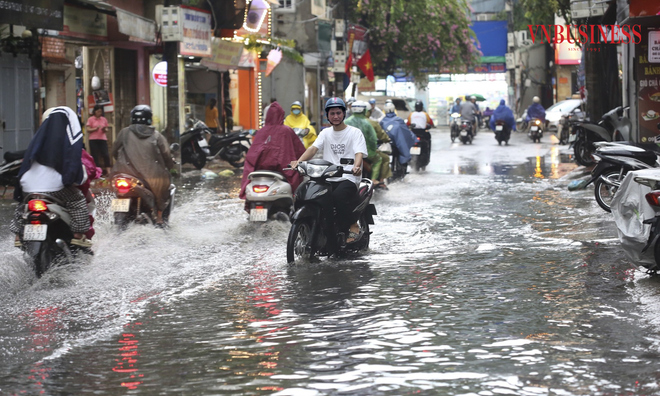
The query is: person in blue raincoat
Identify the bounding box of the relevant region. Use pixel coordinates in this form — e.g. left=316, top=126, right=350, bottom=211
left=380, top=102, right=416, bottom=166
left=489, top=99, right=516, bottom=132
left=525, top=96, right=546, bottom=123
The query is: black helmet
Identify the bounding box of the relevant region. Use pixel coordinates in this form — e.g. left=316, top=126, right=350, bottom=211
left=415, top=100, right=423, bottom=112
left=131, top=105, right=152, bottom=125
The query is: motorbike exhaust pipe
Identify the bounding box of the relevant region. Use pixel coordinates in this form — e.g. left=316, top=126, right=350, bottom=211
left=55, top=238, right=73, bottom=260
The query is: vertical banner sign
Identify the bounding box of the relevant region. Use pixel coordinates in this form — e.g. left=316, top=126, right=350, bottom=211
left=637, top=27, right=660, bottom=143
left=179, top=6, right=211, bottom=57
left=347, top=24, right=368, bottom=56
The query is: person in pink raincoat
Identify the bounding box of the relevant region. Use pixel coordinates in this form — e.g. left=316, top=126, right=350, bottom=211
left=239, top=102, right=306, bottom=211
left=79, top=150, right=102, bottom=239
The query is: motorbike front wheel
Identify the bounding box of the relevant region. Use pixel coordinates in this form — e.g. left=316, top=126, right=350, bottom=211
left=226, top=145, right=249, bottom=168
left=287, top=218, right=314, bottom=265
left=183, top=146, right=206, bottom=170
left=594, top=169, right=624, bottom=213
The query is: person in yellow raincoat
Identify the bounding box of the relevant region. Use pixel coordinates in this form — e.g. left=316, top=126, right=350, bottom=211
left=284, top=101, right=317, bottom=148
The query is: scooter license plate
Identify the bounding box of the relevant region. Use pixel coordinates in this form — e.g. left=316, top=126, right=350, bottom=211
left=249, top=208, right=268, bottom=222
left=24, top=224, right=47, bottom=241
left=495, top=125, right=503, bottom=131
left=111, top=198, right=131, bottom=213
left=568, top=134, right=577, bottom=143
left=531, top=126, right=539, bottom=131
left=460, top=130, right=468, bottom=136
left=410, top=147, right=421, bottom=155
left=198, top=138, right=209, bottom=147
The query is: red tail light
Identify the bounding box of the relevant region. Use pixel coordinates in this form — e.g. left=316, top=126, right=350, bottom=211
left=28, top=200, right=48, bottom=212
left=253, top=185, right=269, bottom=193
left=646, top=191, right=660, bottom=207
left=115, top=178, right=131, bottom=194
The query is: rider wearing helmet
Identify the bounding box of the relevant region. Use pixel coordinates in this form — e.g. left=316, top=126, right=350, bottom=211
left=368, top=98, right=384, bottom=122
left=346, top=101, right=387, bottom=187
left=111, top=105, right=176, bottom=225
left=407, top=100, right=435, bottom=164
left=290, top=97, right=368, bottom=244
left=526, top=96, right=546, bottom=123
left=284, top=100, right=317, bottom=148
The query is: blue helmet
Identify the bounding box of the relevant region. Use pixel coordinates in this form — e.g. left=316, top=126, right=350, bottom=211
left=325, top=97, right=346, bottom=113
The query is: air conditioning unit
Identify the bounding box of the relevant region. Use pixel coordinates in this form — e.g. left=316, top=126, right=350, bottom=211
left=476, top=14, right=490, bottom=21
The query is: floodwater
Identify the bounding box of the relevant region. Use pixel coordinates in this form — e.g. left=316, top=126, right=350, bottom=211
left=1, top=130, right=659, bottom=395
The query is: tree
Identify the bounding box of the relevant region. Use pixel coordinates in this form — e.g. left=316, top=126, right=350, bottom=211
left=347, top=0, right=482, bottom=87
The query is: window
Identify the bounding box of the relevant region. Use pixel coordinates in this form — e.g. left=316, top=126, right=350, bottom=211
left=277, top=0, right=295, bottom=12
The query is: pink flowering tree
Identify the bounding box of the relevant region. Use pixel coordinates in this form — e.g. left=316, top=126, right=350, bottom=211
left=348, top=0, right=482, bottom=87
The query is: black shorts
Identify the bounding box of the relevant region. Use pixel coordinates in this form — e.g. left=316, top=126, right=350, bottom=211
left=89, top=139, right=110, bottom=168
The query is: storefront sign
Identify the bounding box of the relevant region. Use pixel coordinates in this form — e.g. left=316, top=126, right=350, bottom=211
left=200, top=38, right=243, bottom=71
left=179, top=6, right=211, bottom=57
left=116, top=8, right=156, bottom=43
left=636, top=27, right=660, bottom=143
left=62, top=4, right=107, bottom=41
left=649, top=31, right=660, bottom=64
left=0, top=0, right=63, bottom=30
left=152, top=61, right=167, bottom=87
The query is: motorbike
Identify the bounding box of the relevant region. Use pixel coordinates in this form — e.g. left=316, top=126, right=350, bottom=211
left=458, top=118, right=473, bottom=145
left=528, top=118, right=544, bottom=143
left=388, top=143, right=408, bottom=182
left=16, top=193, right=93, bottom=277
left=244, top=170, right=293, bottom=222
left=493, top=120, right=511, bottom=146
left=286, top=160, right=377, bottom=265
left=569, top=106, right=631, bottom=166
left=449, top=113, right=461, bottom=143
left=586, top=142, right=659, bottom=212
left=180, top=118, right=251, bottom=170
left=409, top=124, right=431, bottom=171
left=0, top=149, right=24, bottom=196
left=111, top=144, right=178, bottom=228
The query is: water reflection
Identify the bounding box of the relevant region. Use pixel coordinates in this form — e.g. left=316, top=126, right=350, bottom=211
left=112, top=322, right=144, bottom=390
left=451, top=149, right=572, bottom=179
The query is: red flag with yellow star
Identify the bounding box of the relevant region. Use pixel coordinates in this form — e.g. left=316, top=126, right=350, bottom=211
left=356, top=50, right=374, bottom=82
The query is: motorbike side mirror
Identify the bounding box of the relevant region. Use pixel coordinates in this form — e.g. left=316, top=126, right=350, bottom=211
left=170, top=143, right=180, bottom=152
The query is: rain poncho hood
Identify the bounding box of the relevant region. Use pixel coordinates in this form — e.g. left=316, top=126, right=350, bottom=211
left=111, top=124, right=175, bottom=211
left=345, top=113, right=377, bottom=157
left=381, top=113, right=416, bottom=164
left=284, top=109, right=317, bottom=148
left=489, top=100, right=516, bottom=131
left=18, top=106, right=84, bottom=187
left=240, top=102, right=306, bottom=202
left=526, top=102, right=546, bottom=122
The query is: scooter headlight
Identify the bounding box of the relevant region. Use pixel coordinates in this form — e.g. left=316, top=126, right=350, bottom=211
left=306, top=164, right=327, bottom=178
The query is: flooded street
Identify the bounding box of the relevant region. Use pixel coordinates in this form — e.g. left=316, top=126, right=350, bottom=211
left=2, top=128, right=660, bottom=395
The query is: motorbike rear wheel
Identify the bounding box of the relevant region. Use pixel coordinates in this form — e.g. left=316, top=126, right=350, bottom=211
left=184, top=146, right=206, bottom=170
left=594, top=169, right=624, bottom=213
left=574, top=139, right=596, bottom=167
left=226, top=145, right=249, bottom=168
left=287, top=218, right=313, bottom=265
left=26, top=240, right=53, bottom=278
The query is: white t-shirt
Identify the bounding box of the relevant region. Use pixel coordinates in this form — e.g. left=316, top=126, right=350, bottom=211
left=313, top=125, right=368, bottom=184
left=20, top=161, right=88, bottom=193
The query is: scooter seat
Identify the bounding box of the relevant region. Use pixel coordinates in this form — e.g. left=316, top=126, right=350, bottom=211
left=4, top=150, right=25, bottom=162
left=599, top=147, right=658, bottom=166
left=248, top=170, right=286, bottom=181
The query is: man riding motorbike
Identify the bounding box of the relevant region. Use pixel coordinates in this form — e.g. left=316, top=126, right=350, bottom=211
left=284, top=100, right=317, bottom=148
left=407, top=100, right=434, bottom=159
left=111, top=105, right=175, bottom=226
left=368, top=98, right=384, bottom=122
left=489, top=99, right=516, bottom=144
left=240, top=102, right=306, bottom=208
left=10, top=106, right=92, bottom=248
left=526, top=96, right=546, bottom=125
left=381, top=102, right=416, bottom=169
left=290, top=97, right=368, bottom=244
left=450, top=98, right=462, bottom=114
left=460, top=95, right=479, bottom=133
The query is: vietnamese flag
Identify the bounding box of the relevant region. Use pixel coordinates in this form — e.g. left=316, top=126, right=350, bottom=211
left=356, top=49, right=374, bottom=82
left=345, top=53, right=352, bottom=78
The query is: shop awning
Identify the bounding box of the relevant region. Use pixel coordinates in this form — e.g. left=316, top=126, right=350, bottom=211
left=200, top=38, right=244, bottom=71
left=116, top=8, right=156, bottom=42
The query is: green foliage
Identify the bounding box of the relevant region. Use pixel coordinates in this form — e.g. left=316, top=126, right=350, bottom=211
left=243, top=35, right=303, bottom=63
left=519, top=0, right=572, bottom=26
left=348, top=0, right=482, bottom=87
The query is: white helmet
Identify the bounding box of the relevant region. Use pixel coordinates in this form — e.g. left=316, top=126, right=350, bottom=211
left=384, top=102, right=396, bottom=114
left=351, top=100, right=368, bottom=114
left=533, top=96, right=540, bottom=103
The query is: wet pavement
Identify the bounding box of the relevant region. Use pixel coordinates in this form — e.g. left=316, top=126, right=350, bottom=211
left=1, top=127, right=659, bottom=395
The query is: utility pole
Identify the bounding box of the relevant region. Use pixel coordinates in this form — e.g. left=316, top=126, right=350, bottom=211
left=164, top=0, right=180, bottom=144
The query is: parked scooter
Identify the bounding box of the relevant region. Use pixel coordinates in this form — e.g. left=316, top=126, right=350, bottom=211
left=0, top=149, right=24, bottom=196
left=569, top=106, right=631, bottom=166
left=244, top=170, right=293, bottom=222
left=449, top=113, right=461, bottom=143
left=528, top=118, right=544, bottom=143
left=587, top=142, right=659, bottom=212
left=180, top=118, right=251, bottom=170
left=16, top=193, right=93, bottom=277
left=458, top=118, right=473, bottom=145
left=286, top=160, right=377, bottom=264
left=494, top=120, right=511, bottom=146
